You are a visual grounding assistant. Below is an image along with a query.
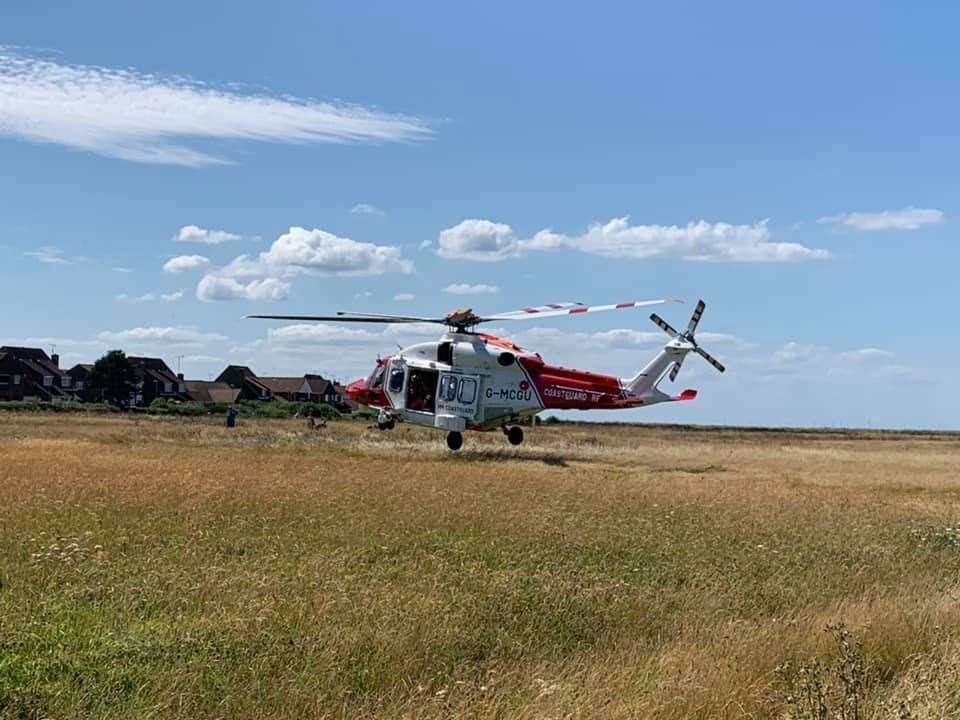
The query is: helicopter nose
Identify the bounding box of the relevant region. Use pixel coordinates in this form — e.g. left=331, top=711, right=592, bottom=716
left=345, top=378, right=368, bottom=404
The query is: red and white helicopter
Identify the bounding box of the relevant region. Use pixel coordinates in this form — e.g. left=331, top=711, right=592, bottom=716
left=250, top=298, right=724, bottom=450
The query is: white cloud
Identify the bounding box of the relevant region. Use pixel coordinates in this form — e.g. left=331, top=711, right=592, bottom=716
left=433, top=217, right=829, bottom=263
left=97, top=326, right=227, bottom=348
left=443, top=283, right=500, bottom=295
left=112, top=266, right=133, bottom=273
left=350, top=203, right=384, bottom=216
left=174, top=225, right=241, bottom=245
left=196, top=275, right=290, bottom=303
left=161, top=290, right=184, bottom=302
left=437, top=219, right=521, bottom=261
left=526, top=218, right=829, bottom=262
left=393, top=292, right=415, bottom=301
left=163, top=254, right=210, bottom=273
left=24, top=246, right=72, bottom=264
left=0, top=49, right=431, bottom=166
left=260, top=226, right=414, bottom=276
left=194, top=226, right=414, bottom=303
left=817, top=207, right=944, bottom=231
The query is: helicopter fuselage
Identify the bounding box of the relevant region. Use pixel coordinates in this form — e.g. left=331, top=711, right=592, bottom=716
left=344, top=330, right=683, bottom=433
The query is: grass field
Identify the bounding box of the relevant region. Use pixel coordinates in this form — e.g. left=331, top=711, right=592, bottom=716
left=2, top=414, right=960, bottom=719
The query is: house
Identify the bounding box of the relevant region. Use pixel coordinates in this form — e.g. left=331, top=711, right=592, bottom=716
left=0, top=347, right=72, bottom=401
left=127, top=357, right=188, bottom=406
left=259, top=376, right=314, bottom=402
left=308, top=376, right=346, bottom=406
left=0, top=352, right=26, bottom=401
left=184, top=380, right=241, bottom=405
left=66, top=364, right=95, bottom=401
left=215, top=366, right=273, bottom=401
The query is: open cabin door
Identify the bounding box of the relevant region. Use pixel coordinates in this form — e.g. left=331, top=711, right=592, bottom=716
left=384, top=359, right=407, bottom=411
left=435, top=373, right=480, bottom=431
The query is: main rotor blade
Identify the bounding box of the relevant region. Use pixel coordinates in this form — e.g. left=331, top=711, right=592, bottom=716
left=483, top=302, right=585, bottom=319
left=483, top=298, right=677, bottom=322
left=650, top=313, right=678, bottom=337
left=246, top=314, right=444, bottom=324
left=695, top=347, right=726, bottom=373
left=687, top=299, right=706, bottom=335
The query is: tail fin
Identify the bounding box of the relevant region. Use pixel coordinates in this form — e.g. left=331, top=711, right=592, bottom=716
left=622, top=299, right=725, bottom=400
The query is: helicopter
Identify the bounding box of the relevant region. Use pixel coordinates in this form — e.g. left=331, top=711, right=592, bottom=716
left=249, top=298, right=725, bottom=451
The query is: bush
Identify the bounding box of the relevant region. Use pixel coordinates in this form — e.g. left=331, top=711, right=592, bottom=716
left=148, top=398, right=205, bottom=417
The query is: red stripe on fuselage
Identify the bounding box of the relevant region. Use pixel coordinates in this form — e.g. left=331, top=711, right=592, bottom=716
left=518, top=355, right=626, bottom=410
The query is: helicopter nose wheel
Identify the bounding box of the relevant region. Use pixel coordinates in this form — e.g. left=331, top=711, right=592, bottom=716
left=506, top=426, right=524, bottom=446
left=446, top=431, right=463, bottom=451
left=377, top=419, right=395, bottom=431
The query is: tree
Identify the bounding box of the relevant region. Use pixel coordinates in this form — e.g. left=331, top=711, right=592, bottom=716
left=88, top=350, right=138, bottom=408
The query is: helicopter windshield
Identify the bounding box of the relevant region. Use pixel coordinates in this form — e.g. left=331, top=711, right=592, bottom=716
left=368, top=363, right=386, bottom=389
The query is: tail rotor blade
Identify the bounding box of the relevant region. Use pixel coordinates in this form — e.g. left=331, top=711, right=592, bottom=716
left=687, top=299, right=706, bottom=335
left=668, top=360, right=683, bottom=382
left=696, top=347, right=726, bottom=373
left=650, top=313, right=678, bottom=337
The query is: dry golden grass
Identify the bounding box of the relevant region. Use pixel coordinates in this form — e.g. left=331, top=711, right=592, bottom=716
left=2, top=413, right=959, bottom=719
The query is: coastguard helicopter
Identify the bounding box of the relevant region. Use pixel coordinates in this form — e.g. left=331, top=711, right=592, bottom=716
left=249, top=298, right=725, bottom=451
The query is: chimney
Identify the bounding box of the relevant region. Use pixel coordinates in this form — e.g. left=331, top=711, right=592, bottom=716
left=51, top=353, right=60, bottom=368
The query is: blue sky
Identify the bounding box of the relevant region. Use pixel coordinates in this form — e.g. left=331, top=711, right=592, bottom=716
left=2, top=2, right=957, bottom=428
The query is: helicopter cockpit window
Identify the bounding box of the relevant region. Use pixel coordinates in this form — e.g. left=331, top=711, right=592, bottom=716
left=458, top=378, right=477, bottom=404
left=388, top=366, right=406, bottom=393
left=440, top=375, right=459, bottom=402
left=369, top=364, right=386, bottom=389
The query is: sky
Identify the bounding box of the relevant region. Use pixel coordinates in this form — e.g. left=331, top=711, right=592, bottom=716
left=2, top=2, right=958, bottom=429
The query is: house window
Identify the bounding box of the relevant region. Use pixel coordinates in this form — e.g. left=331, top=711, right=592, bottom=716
left=62, top=376, right=72, bottom=388
left=76, top=380, right=84, bottom=390
left=0, top=374, right=9, bottom=385
left=44, top=375, right=53, bottom=387
left=14, top=375, right=21, bottom=385
left=164, top=381, right=173, bottom=393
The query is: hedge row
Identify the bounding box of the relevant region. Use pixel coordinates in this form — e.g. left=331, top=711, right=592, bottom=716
left=0, top=399, right=343, bottom=420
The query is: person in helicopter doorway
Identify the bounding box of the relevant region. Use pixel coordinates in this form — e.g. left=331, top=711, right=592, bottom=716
left=406, top=369, right=436, bottom=413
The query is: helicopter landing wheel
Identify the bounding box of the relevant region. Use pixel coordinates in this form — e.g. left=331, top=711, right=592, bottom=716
left=446, top=431, right=463, bottom=451
left=377, top=419, right=395, bottom=431
left=506, top=426, right=524, bottom=446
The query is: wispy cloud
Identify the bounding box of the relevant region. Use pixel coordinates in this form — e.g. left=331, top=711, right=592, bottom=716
left=174, top=225, right=241, bottom=245
left=350, top=203, right=384, bottom=216
left=0, top=48, right=432, bottom=166
left=817, top=207, right=944, bottom=231
left=112, top=266, right=134, bottom=274
left=434, top=217, right=830, bottom=263
left=116, top=290, right=184, bottom=303
left=24, top=246, right=72, bottom=264
left=98, top=326, right=227, bottom=348
left=393, top=292, right=415, bottom=301
left=443, top=283, right=500, bottom=295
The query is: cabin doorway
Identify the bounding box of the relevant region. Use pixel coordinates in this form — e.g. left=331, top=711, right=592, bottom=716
left=406, top=368, right=439, bottom=414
